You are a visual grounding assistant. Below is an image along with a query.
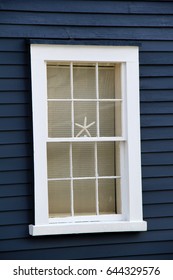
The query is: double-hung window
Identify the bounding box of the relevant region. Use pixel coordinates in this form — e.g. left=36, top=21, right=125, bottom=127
left=29, top=44, right=147, bottom=235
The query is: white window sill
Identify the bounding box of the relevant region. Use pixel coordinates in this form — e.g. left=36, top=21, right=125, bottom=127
left=29, top=221, right=147, bottom=236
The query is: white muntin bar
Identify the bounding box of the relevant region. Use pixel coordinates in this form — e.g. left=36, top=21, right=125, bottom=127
left=70, top=62, right=74, bottom=138
left=96, top=63, right=100, bottom=137
left=47, top=99, right=123, bottom=102
left=70, top=142, right=74, bottom=216
left=48, top=176, right=121, bottom=181
left=95, top=142, right=99, bottom=215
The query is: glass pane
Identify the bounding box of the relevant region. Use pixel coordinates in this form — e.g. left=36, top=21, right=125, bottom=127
left=74, top=101, right=96, bottom=137
left=73, top=64, right=96, bottom=99
left=72, top=142, right=95, bottom=177
left=48, top=180, right=71, bottom=218
left=99, top=65, right=115, bottom=99
left=99, top=101, right=121, bottom=137
left=47, top=143, right=70, bottom=178
left=98, top=179, right=116, bottom=214
left=74, top=179, right=96, bottom=215
left=116, top=178, right=121, bottom=214
left=98, top=142, right=120, bottom=177
left=48, top=101, right=71, bottom=137
left=114, top=64, right=122, bottom=99
left=115, top=101, right=122, bottom=136
left=47, top=65, right=71, bottom=99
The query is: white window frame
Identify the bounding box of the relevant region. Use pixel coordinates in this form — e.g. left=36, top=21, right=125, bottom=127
left=29, top=44, right=147, bottom=236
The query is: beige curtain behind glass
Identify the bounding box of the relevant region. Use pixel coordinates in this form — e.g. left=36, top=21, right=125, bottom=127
left=47, top=64, right=120, bottom=217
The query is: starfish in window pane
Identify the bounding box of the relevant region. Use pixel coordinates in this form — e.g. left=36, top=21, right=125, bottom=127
left=75, top=116, right=95, bottom=137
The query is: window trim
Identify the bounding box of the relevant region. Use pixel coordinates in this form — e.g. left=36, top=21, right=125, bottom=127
left=29, top=44, right=147, bottom=236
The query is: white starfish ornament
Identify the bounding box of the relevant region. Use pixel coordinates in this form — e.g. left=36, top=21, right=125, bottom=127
left=75, top=116, right=95, bottom=137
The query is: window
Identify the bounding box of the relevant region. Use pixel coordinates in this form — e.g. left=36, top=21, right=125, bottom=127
left=29, top=44, right=147, bottom=235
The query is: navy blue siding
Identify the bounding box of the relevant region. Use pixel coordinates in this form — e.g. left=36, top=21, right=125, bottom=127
left=0, top=0, right=173, bottom=259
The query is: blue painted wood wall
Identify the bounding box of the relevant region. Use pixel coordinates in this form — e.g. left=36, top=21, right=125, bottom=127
left=0, top=0, right=173, bottom=259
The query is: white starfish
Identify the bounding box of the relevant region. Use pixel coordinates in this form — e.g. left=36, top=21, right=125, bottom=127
left=75, top=116, right=95, bottom=137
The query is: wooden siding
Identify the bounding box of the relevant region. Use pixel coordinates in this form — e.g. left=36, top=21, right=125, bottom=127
left=0, top=0, right=173, bottom=259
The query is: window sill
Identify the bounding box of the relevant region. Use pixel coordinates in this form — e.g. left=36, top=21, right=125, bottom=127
left=29, top=221, right=147, bottom=236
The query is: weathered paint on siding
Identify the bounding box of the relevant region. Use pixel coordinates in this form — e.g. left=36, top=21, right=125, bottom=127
left=0, top=0, right=173, bottom=259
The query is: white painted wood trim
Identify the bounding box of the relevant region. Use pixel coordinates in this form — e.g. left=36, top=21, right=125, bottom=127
left=47, top=137, right=125, bottom=142
left=32, top=45, right=138, bottom=63
left=49, top=214, right=123, bottom=223
left=29, top=221, right=147, bottom=236
left=30, top=47, right=49, bottom=225
left=126, top=60, right=143, bottom=221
